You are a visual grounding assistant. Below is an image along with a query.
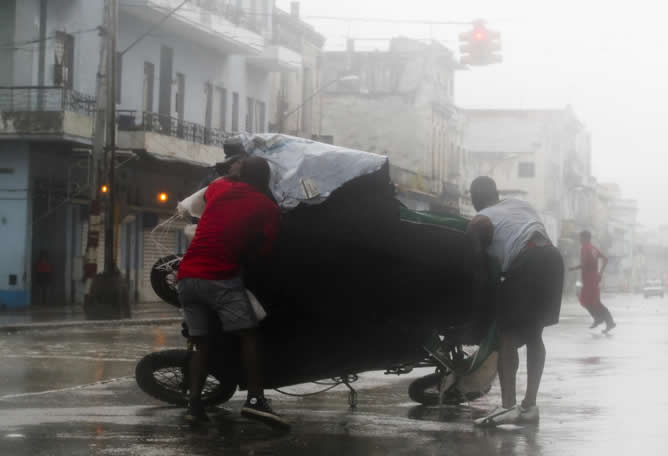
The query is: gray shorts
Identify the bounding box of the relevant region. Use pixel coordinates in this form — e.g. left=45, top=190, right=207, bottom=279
left=177, top=277, right=258, bottom=336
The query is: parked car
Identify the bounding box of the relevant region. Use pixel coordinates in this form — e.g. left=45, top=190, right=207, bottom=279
left=643, top=280, right=664, bottom=299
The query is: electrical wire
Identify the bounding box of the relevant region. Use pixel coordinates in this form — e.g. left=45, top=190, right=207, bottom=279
left=118, top=2, right=474, bottom=26
left=0, top=27, right=101, bottom=51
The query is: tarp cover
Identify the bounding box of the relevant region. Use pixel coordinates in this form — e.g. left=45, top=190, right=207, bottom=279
left=231, top=133, right=388, bottom=209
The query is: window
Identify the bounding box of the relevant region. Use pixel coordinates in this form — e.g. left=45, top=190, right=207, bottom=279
left=143, top=62, right=155, bottom=113
left=174, top=73, right=185, bottom=121
left=54, top=31, right=74, bottom=88
left=255, top=100, right=265, bottom=132
left=232, top=92, right=239, bottom=131
left=301, top=67, right=313, bottom=133
left=115, top=52, right=123, bottom=104
left=204, top=82, right=213, bottom=129
left=213, top=87, right=226, bottom=130
left=246, top=96, right=254, bottom=133
left=518, top=162, right=535, bottom=178
left=158, top=46, right=174, bottom=128
left=174, top=73, right=185, bottom=137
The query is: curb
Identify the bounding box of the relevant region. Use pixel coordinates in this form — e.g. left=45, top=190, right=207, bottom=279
left=0, top=317, right=182, bottom=333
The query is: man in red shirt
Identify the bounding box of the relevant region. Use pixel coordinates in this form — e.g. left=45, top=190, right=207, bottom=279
left=570, top=230, right=616, bottom=333
left=177, top=156, right=286, bottom=427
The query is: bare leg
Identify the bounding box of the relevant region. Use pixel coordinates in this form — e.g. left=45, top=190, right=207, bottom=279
left=239, top=328, right=263, bottom=398
left=188, top=337, right=211, bottom=402
left=498, top=330, right=519, bottom=409
left=522, top=327, right=545, bottom=408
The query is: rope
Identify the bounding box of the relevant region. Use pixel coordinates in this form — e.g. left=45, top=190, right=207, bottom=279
left=274, top=374, right=359, bottom=398
left=150, top=213, right=182, bottom=255
left=274, top=383, right=341, bottom=397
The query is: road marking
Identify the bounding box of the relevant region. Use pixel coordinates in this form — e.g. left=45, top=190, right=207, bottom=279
left=0, top=377, right=134, bottom=401
left=0, top=354, right=138, bottom=362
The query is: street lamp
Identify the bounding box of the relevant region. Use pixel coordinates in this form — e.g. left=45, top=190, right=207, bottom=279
left=279, top=74, right=360, bottom=128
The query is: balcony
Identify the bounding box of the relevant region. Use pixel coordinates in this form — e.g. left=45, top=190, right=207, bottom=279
left=116, top=111, right=229, bottom=164
left=121, top=0, right=265, bottom=56
left=247, top=43, right=302, bottom=72
left=0, top=86, right=95, bottom=143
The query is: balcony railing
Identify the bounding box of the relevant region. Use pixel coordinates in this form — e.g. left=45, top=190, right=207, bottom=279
left=117, top=110, right=230, bottom=148
left=0, top=86, right=96, bottom=116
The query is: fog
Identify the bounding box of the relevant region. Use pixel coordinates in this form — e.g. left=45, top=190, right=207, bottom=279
left=278, top=0, right=668, bottom=226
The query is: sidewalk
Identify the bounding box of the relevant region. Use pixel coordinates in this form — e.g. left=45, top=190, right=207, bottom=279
left=0, top=301, right=182, bottom=332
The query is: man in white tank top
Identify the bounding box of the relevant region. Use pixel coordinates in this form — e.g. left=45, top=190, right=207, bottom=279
left=467, top=177, right=564, bottom=427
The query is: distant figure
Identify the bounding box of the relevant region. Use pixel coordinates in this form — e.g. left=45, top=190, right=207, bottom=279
left=34, top=250, right=52, bottom=306
left=467, top=177, right=564, bottom=427
left=569, top=231, right=616, bottom=333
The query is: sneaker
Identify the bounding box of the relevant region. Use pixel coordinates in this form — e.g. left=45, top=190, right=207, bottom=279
left=184, top=398, right=210, bottom=423
left=602, top=322, right=617, bottom=334
left=474, top=406, right=521, bottom=427
left=518, top=404, right=539, bottom=424
left=241, top=396, right=290, bottom=429
left=589, top=320, right=603, bottom=329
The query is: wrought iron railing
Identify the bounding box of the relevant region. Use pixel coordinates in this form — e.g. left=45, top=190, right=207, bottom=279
left=116, top=110, right=230, bottom=148
left=189, top=0, right=258, bottom=30
left=0, top=86, right=96, bottom=116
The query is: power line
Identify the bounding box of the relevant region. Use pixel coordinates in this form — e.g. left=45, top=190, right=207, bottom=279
left=118, top=2, right=475, bottom=26
left=0, top=27, right=101, bottom=51
left=305, top=16, right=472, bottom=26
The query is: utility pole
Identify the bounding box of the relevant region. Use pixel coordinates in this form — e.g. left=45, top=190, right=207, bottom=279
left=84, top=0, right=128, bottom=320
left=104, top=0, right=118, bottom=274
left=84, top=0, right=189, bottom=319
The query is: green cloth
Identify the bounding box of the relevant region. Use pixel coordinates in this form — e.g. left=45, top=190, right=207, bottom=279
left=399, top=206, right=470, bottom=232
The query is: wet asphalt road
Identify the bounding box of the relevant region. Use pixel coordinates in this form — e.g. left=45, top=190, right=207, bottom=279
left=0, top=294, right=667, bottom=455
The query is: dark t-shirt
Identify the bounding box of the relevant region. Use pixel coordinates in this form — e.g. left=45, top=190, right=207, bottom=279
left=177, top=179, right=280, bottom=281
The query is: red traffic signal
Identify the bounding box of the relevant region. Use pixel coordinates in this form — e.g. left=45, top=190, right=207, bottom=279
left=459, top=21, right=502, bottom=66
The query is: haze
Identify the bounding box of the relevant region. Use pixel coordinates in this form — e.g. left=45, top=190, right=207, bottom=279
left=279, top=0, right=667, bottom=227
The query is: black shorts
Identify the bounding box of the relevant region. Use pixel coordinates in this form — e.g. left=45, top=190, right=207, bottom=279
left=497, top=245, right=564, bottom=332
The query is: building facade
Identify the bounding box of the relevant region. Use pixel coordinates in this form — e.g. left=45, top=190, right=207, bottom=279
left=267, top=2, right=325, bottom=138
left=460, top=107, right=591, bottom=244
left=0, top=0, right=310, bottom=308
left=596, top=184, right=638, bottom=292
left=320, top=38, right=465, bottom=214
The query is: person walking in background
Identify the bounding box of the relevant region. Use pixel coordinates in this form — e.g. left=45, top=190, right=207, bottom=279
left=570, top=230, right=616, bottom=334
left=34, top=250, right=52, bottom=307
left=467, top=176, right=564, bottom=427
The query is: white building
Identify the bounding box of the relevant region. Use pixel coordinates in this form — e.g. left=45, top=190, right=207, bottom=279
left=267, top=3, right=326, bottom=139
left=320, top=38, right=465, bottom=214
left=596, top=183, right=638, bottom=292
left=0, top=0, right=311, bottom=308
left=460, top=107, right=591, bottom=244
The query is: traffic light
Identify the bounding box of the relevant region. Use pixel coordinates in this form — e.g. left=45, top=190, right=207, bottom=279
left=459, top=20, right=502, bottom=66
left=100, top=184, right=109, bottom=194
left=158, top=192, right=168, bottom=203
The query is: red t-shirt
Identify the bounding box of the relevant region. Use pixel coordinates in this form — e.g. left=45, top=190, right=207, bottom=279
left=580, top=242, right=601, bottom=288
left=177, top=179, right=280, bottom=281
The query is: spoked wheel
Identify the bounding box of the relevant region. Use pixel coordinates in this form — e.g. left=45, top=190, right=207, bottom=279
left=408, top=372, right=490, bottom=406
left=150, top=255, right=182, bottom=308
left=409, top=345, right=488, bottom=406
left=135, top=349, right=237, bottom=407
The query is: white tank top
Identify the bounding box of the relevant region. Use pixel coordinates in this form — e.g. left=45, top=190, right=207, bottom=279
left=478, top=199, right=550, bottom=272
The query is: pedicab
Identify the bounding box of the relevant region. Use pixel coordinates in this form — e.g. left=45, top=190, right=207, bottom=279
left=135, top=134, right=498, bottom=409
